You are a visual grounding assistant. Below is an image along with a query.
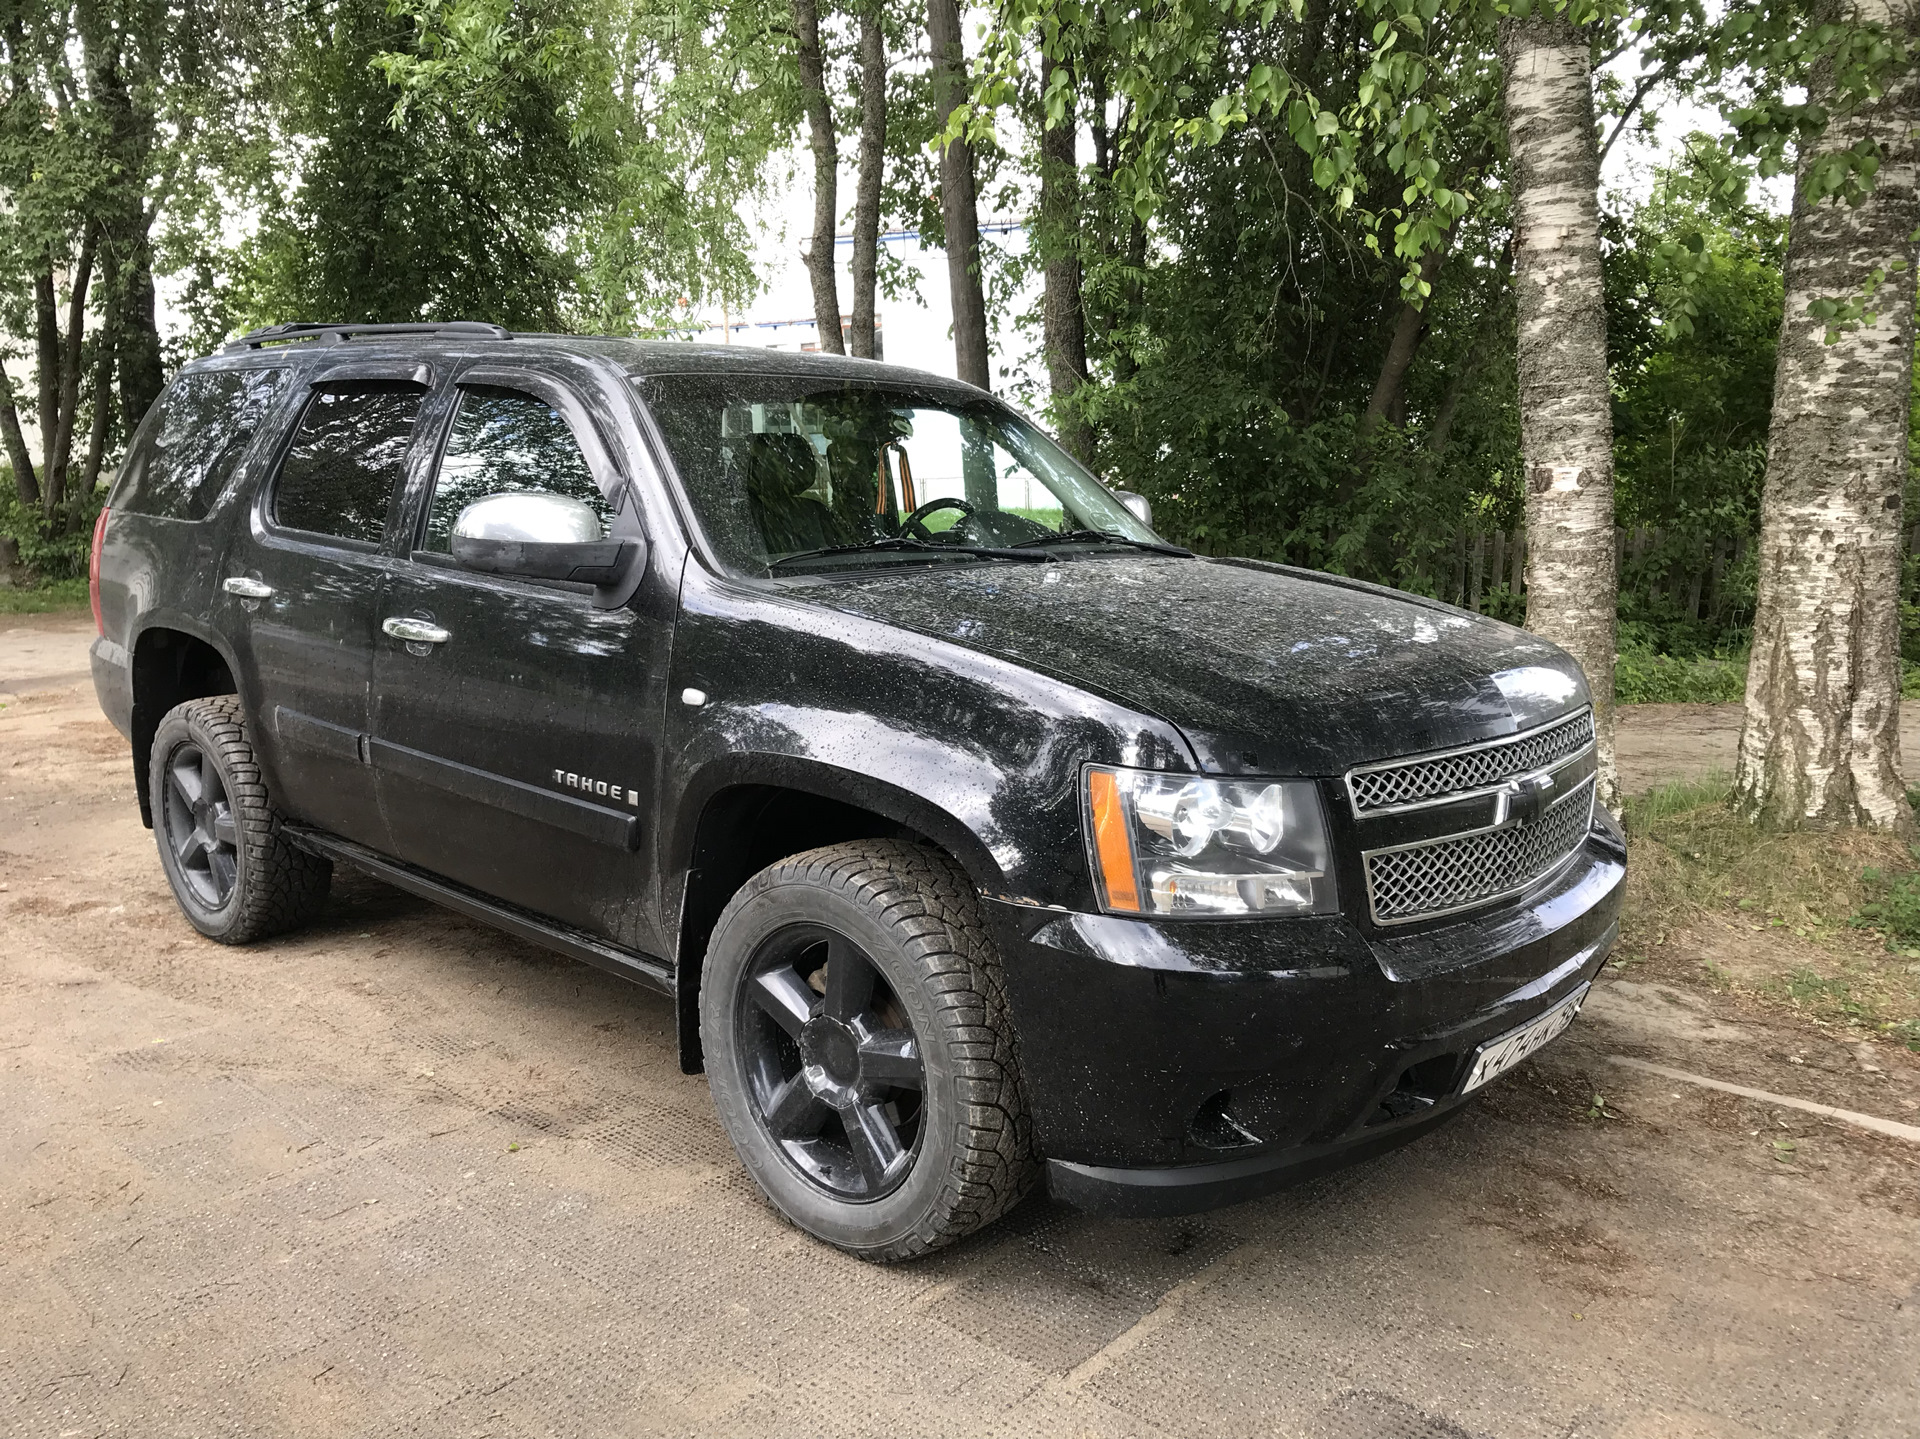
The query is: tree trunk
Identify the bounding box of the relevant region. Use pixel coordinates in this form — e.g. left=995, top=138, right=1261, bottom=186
left=847, top=0, right=886, bottom=360
left=1734, top=0, right=1920, bottom=831
left=793, top=0, right=843, bottom=355
left=0, top=369, right=38, bottom=505
left=1500, top=13, right=1619, bottom=806
left=927, top=0, right=990, bottom=388
left=80, top=346, right=112, bottom=499
left=43, top=222, right=100, bottom=520
left=1361, top=243, right=1447, bottom=436
left=1039, top=47, right=1092, bottom=463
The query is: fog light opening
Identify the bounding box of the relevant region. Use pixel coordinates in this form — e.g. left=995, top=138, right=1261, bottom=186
left=1370, top=1053, right=1462, bottom=1126
left=1188, top=1089, right=1262, bottom=1151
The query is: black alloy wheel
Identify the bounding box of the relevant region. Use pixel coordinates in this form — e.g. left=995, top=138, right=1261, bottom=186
left=700, top=841, right=1034, bottom=1260
left=148, top=696, right=332, bottom=944
left=161, top=742, right=240, bottom=909
left=737, top=924, right=926, bottom=1200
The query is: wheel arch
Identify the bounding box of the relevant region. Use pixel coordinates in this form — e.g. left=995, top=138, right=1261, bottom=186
left=668, top=755, right=1007, bottom=1075
left=129, top=620, right=241, bottom=828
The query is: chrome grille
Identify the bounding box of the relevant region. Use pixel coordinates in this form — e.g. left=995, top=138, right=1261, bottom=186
left=1347, top=708, right=1594, bottom=814
left=1363, top=775, right=1596, bottom=926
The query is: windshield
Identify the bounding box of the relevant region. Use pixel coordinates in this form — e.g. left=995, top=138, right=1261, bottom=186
left=632, top=372, right=1162, bottom=575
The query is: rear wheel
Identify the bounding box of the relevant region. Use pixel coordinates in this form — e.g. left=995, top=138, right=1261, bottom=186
left=700, top=840, right=1034, bottom=1260
left=150, top=696, right=331, bottom=944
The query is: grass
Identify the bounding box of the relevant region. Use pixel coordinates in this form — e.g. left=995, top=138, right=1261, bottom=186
left=1616, top=650, right=1920, bottom=704
left=1618, top=773, right=1920, bottom=1048
left=0, top=576, right=88, bottom=614
left=1615, top=649, right=1748, bottom=704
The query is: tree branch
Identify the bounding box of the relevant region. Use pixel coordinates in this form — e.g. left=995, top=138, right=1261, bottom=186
left=1598, top=65, right=1669, bottom=168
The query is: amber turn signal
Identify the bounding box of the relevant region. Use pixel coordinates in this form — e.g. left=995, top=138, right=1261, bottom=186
left=1087, top=767, right=1142, bottom=912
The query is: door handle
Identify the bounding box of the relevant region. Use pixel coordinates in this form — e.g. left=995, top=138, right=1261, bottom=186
left=382, top=617, right=451, bottom=645
left=222, top=576, right=274, bottom=599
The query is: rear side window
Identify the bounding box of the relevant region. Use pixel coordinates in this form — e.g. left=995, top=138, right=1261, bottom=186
left=272, top=385, right=425, bottom=543
left=420, top=386, right=611, bottom=552
left=116, top=369, right=290, bottom=520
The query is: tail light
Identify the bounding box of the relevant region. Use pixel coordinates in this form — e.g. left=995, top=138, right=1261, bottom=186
left=89, top=506, right=110, bottom=636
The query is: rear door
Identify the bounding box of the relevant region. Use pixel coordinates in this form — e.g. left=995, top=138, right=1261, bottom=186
left=368, top=358, right=674, bottom=950
left=221, top=366, right=445, bottom=848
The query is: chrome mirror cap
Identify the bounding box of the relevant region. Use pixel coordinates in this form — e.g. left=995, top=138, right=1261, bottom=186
left=452, top=491, right=602, bottom=546
left=1113, top=490, right=1153, bottom=528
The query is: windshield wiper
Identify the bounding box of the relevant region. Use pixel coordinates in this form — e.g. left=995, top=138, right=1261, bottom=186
left=768, top=536, right=1058, bottom=570
left=1012, top=529, right=1193, bottom=556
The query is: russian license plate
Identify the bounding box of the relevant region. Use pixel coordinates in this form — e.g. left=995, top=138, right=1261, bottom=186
left=1461, top=983, right=1590, bottom=1094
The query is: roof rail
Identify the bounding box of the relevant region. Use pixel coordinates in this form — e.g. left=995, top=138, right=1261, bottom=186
left=221, top=321, right=514, bottom=353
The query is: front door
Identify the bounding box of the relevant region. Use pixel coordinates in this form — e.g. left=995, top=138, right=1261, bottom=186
left=369, top=371, right=671, bottom=949
left=222, top=375, right=438, bottom=849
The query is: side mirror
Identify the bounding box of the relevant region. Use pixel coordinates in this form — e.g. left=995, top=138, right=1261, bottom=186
left=451, top=492, right=642, bottom=589
left=1113, top=490, right=1153, bottom=528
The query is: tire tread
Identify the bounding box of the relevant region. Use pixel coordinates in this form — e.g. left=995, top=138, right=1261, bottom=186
left=708, top=839, right=1036, bottom=1261
left=153, top=696, right=331, bottom=944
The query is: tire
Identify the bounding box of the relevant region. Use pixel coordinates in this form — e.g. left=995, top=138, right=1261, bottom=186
left=700, top=840, right=1036, bottom=1261
left=149, top=695, right=332, bottom=944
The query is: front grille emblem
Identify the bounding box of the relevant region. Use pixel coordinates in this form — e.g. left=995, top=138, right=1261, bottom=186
left=1491, top=772, right=1557, bottom=828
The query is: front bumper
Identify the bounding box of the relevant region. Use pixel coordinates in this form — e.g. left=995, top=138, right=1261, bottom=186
left=986, top=826, right=1624, bottom=1217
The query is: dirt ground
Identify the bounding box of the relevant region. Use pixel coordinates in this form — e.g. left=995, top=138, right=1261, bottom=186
left=4, top=610, right=1918, bottom=1439
left=1615, top=702, right=1920, bottom=793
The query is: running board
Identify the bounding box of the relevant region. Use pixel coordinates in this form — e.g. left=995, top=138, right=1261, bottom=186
left=284, top=825, right=675, bottom=998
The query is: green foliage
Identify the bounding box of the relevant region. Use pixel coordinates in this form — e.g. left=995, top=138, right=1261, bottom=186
left=0, top=487, right=103, bottom=581
left=1614, top=648, right=1747, bottom=703
left=1605, top=170, right=1783, bottom=654
left=1852, top=857, right=1920, bottom=947
left=227, top=0, right=790, bottom=334
left=232, top=0, right=602, bottom=329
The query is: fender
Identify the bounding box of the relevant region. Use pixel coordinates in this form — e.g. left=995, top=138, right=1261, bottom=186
left=667, top=749, right=1010, bottom=917
left=127, top=610, right=249, bottom=827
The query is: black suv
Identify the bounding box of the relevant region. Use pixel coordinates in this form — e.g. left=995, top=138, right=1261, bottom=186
left=90, top=321, right=1624, bottom=1260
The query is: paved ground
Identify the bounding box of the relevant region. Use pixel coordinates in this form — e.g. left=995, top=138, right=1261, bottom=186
left=4, top=611, right=1919, bottom=1438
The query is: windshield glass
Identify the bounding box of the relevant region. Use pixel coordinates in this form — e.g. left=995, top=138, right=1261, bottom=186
left=632, top=372, right=1161, bottom=574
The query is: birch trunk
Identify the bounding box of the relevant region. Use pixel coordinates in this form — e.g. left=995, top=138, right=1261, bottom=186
left=792, top=0, right=843, bottom=355
left=847, top=0, right=886, bottom=360
left=1734, top=0, right=1920, bottom=831
left=1039, top=48, right=1092, bottom=462
left=927, top=0, right=990, bottom=388
left=1500, top=13, right=1618, bottom=806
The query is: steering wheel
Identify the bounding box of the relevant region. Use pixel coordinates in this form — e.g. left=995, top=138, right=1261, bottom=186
left=901, top=496, right=978, bottom=543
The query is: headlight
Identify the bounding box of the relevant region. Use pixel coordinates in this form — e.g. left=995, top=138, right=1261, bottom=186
left=1083, top=766, right=1338, bottom=918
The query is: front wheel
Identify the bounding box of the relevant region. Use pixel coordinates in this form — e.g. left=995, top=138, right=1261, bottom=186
left=700, top=841, right=1035, bottom=1261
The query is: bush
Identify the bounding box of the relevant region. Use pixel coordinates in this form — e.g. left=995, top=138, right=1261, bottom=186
left=1615, top=648, right=1747, bottom=703
left=0, top=488, right=103, bottom=581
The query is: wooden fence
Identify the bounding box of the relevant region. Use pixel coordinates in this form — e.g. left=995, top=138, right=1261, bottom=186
left=1437, top=525, right=1755, bottom=620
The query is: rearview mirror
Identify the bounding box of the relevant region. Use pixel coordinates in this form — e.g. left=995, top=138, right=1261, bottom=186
left=451, top=492, right=644, bottom=591
left=1113, top=490, right=1153, bottom=528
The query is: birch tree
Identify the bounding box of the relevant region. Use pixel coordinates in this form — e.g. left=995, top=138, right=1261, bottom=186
left=1734, top=0, right=1920, bottom=830
left=1501, top=9, right=1619, bottom=804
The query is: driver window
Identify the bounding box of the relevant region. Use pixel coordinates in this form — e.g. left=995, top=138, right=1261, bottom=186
left=422, top=386, right=612, bottom=552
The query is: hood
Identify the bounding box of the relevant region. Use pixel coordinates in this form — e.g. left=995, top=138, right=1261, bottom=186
left=807, top=555, right=1588, bottom=776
